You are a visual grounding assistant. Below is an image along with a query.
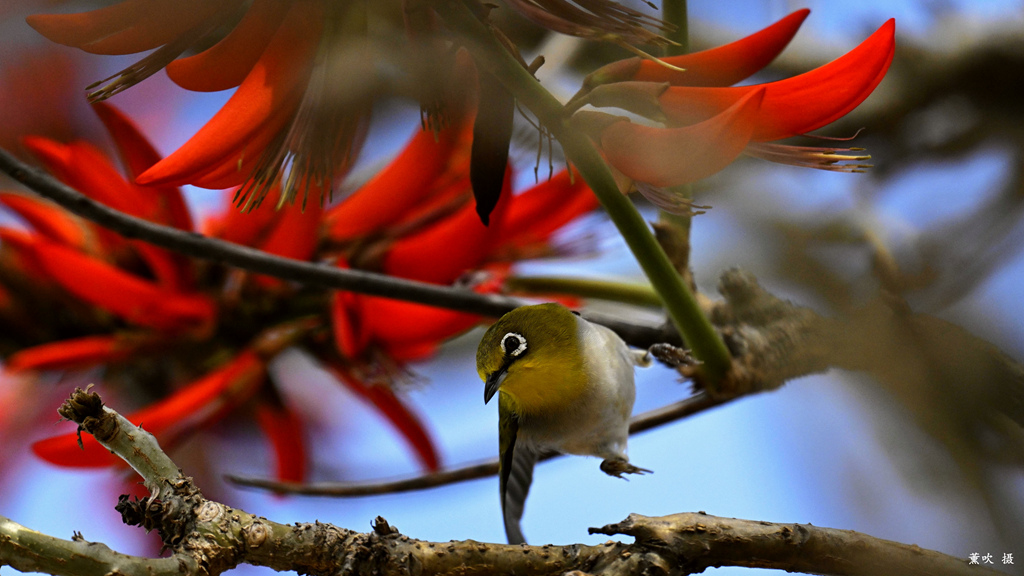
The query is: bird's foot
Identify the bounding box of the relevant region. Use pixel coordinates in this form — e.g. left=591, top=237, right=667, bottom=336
left=600, top=458, right=652, bottom=479
left=646, top=343, right=700, bottom=369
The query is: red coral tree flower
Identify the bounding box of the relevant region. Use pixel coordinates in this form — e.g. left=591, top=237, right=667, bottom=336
left=28, top=0, right=371, bottom=208
left=1, top=99, right=600, bottom=484
left=569, top=10, right=896, bottom=210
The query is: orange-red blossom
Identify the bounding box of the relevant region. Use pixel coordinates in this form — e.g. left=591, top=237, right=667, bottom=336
left=570, top=10, right=896, bottom=201
left=1, top=103, right=597, bottom=483
left=27, top=0, right=368, bottom=206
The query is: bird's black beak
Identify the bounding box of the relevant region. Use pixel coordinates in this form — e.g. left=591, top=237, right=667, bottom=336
left=484, top=368, right=507, bottom=404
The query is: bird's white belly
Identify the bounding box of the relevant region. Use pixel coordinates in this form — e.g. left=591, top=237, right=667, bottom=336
left=521, top=319, right=636, bottom=461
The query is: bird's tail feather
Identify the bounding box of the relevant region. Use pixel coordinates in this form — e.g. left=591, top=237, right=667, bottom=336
left=502, top=443, right=537, bottom=544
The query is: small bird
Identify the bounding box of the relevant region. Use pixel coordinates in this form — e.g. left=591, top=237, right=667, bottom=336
left=476, top=302, right=651, bottom=544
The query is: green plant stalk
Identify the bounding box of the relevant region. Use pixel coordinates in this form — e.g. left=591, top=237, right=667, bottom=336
left=434, top=0, right=731, bottom=385
left=662, top=0, right=689, bottom=55
left=661, top=0, right=694, bottom=248
left=660, top=188, right=695, bottom=243
left=507, top=276, right=663, bottom=308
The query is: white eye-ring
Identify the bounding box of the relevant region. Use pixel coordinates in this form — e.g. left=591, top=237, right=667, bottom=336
left=501, top=332, right=527, bottom=357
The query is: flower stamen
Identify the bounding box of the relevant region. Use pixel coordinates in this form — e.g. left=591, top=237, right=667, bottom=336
left=744, top=141, right=873, bottom=173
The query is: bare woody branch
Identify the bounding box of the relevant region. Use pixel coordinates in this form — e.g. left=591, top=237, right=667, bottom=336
left=0, top=389, right=993, bottom=576
left=0, top=516, right=192, bottom=576
left=591, top=513, right=991, bottom=576
left=55, top=385, right=181, bottom=487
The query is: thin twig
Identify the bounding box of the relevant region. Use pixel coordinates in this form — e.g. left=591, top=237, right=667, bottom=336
left=54, top=386, right=180, bottom=487
left=0, top=148, right=516, bottom=316
left=0, top=147, right=676, bottom=348
left=227, top=391, right=723, bottom=495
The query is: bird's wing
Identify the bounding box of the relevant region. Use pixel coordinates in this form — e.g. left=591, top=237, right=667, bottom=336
left=499, top=397, right=537, bottom=545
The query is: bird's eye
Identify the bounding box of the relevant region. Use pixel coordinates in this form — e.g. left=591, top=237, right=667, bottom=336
left=501, top=332, right=527, bottom=357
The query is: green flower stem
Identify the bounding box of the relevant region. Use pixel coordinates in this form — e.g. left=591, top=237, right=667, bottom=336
left=660, top=188, right=694, bottom=241
left=507, top=276, right=663, bottom=308
left=660, top=0, right=694, bottom=255
left=663, top=0, right=689, bottom=55
left=434, top=0, right=731, bottom=386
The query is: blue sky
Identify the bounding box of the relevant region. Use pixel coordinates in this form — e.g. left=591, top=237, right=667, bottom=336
left=3, top=1, right=1023, bottom=574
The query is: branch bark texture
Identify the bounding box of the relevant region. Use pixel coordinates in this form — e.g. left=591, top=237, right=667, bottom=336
left=0, top=390, right=992, bottom=576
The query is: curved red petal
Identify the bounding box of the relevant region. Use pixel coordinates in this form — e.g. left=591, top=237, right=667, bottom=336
left=31, top=241, right=216, bottom=332
left=629, top=9, right=810, bottom=87
left=84, top=1, right=241, bottom=55
left=136, top=1, right=322, bottom=187
left=331, top=260, right=367, bottom=359
left=496, top=169, right=598, bottom=250
left=92, top=102, right=193, bottom=230
left=24, top=134, right=192, bottom=289
left=601, top=88, right=765, bottom=187
left=206, top=191, right=284, bottom=246
left=31, top=425, right=120, bottom=467
left=252, top=188, right=324, bottom=288
left=31, top=351, right=265, bottom=468
left=357, top=272, right=503, bottom=353
left=23, top=138, right=158, bottom=219
left=180, top=113, right=287, bottom=189
left=188, top=88, right=368, bottom=191
left=20, top=137, right=75, bottom=187
left=255, top=402, right=307, bottom=483
left=325, top=123, right=465, bottom=241
left=29, top=0, right=241, bottom=56
left=0, top=193, right=88, bottom=248
left=383, top=164, right=512, bottom=284
left=331, top=292, right=365, bottom=359
left=359, top=296, right=481, bottom=349
left=134, top=350, right=265, bottom=441
left=129, top=240, right=192, bottom=291
left=386, top=341, right=439, bottom=362
left=26, top=1, right=146, bottom=50
left=0, top=229, right=51, bottom=280
left=257, top=193, right=323, bottom=261
left=328, top=365, right=440, bottom=472
left=659, top=19, right=896, bottom=141
left=166, top=0, right=289, bottom=93
left=394, top=177, right=474, bottom=228
left=65, top=142, right=158, bottom=216
left=5, top=335, right=140, bottom=372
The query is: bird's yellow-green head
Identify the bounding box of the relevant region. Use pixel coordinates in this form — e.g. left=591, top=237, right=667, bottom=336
left=476, top=303, right=586, bottom=415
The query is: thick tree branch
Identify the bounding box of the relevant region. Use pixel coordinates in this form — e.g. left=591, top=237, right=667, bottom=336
left=592, top=513, right=993, bottom=576
left=0, top=389, right=992, bottom=576
left=0, top=515, right=193, bottom=576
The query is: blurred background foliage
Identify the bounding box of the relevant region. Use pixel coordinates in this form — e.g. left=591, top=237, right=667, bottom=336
left=1, top=1, right=1023, bottom=574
